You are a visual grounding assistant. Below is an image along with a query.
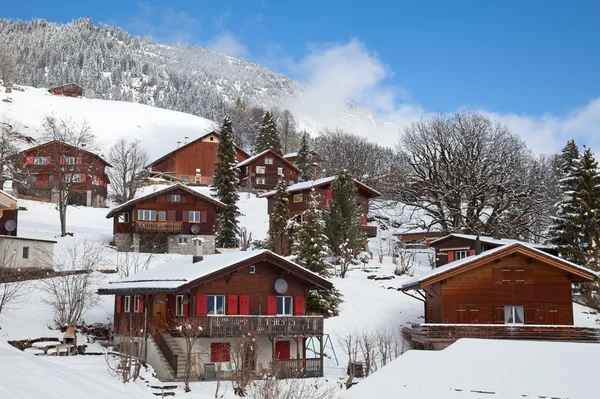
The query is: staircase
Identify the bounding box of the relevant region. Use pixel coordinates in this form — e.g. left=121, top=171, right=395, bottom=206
left=161, top=333, right=187, bottom=380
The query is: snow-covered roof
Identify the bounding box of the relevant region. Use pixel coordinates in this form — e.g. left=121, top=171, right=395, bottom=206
left=283, top=152, right=298, bottom=158
left=259, top=176, right=382, bottom=198
left=0, top=234, right=57, bottom=244
left=20, top=140, right=112, bottom=167
left=401, top=242, right=597, bottom=290
left=430, top=233, right=553, bottom=250
left=98, top=249, right=332, bottom=294
left=105, top=183, right=225, bottom=218
left=339, top=338, right=600, bottom=399
left=0, top=189, right=17, bottom=202
left=235, top=149, right=300, bottom=171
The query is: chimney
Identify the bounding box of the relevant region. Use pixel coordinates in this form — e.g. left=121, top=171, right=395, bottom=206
left=81, top=143, right=86, bottom=149
left=192, top=237, right=205, bottom=263
left=475, top=234, right=482, bottom=255
left=177, top=141, right=181, bottom=149
left=184, top=136, right=189, bottom=144
left=312, top=163, right=318, bottom=181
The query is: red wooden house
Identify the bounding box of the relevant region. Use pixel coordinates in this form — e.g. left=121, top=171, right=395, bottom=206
left=260, top=176, right=381, bottom=237
left=236, top=149, right=301, bottom=191
left=147, top=132, right=250, bottom=185
left=48, top=83, right=83, bottom=97
left=106, top=184, right=224, bottom=255
left=98, top=249, right=333, bottom=381
left=14, top=140, right=111, bottom=207
left=401, top=242, right=599, bottom=348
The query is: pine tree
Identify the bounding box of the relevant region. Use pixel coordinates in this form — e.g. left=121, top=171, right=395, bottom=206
left=323, top=170, right=367, bottom=278
left=295, top=189, right=329, bottom=275
left=269, top=180, right=291, bottom=255
left=255, top=111, right=282, bottom=155
left=296, top=132, right=313, bottom=181
left=213, top=118, right=240, bottom=248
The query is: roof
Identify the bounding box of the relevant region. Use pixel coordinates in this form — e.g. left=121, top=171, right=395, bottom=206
left=19, top=140, right=112, bottom=167
left=429, top=233, right=553, bottom=250
left=339, top=338, right=600, bottom=399
left=48, top=82, right=83, bottom=90
left=0, top=190, right=18, bottom=209
left=400, top=242, right=598, bottom=290
left=0, top=235, right=57, bottom=244
left=283, top=152, right=298, bottom=158
left=97, top=249, right=333, bottom=294
left=259, top=176, right=382, bottom=198
left=105, top=183, right=225, bottom=218
left=146, top=131, right=250, bottom=168
left=0, top=190, right=17, bottom=202
left=235, top=149, right=301, bottom=172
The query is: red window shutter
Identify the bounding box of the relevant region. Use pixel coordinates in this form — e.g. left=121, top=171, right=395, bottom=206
left=447, top=251, right=455, bottom=263
left=168, top=294, right=175, bottom=316
left=228, top=295, right=239, bottom=315
left=167, top=210, right=176, bottom=222
left=201, top=211, right=207, bottom=223
left=59, top=157, right=65, bottom=165
left=326, top=189, right=333, bottom=200
left=239, top=295, right=250, bottom=315
left=196, top=294, right=208, bottom=316
left=294, top=296, right=305, bottom=315
left=183, top=300, right=189, bottom=317
left=267, top=296, right=277, bottom=316
left=166, top=195, right=171, bottom=202
left=139, top=295, right=145, bottom=312
left=211, top=342, right=231, bottom=362
left=182, top=210, right=189, bottom=222
left=46, top=156, right=51, bottom=164
left=81, top=174, right=86, bottom=182
left=76, top=156, right=83, bottom=164
left=25, top=156, right=34, bottom=165
left=116, top=296, right=122, bottom=313
left=493, top=306, right=505, bottom=323
left=469, top=249, right=476, bottom=256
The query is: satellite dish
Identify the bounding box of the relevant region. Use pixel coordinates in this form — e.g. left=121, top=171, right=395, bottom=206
left=190, top=224, right=200, bottom=234
left=274, top=279, right=288, bottom=294
left=4, top=220, right=16, bottom=232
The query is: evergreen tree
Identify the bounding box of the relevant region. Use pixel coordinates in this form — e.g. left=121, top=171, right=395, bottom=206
left=269, top=180, right=291, bottom=255
left=323, top=170, right=367, bottom=278
left=255, top=111, right=282, bottom=155
left=296, top=132, right=313, bottom=181
left=295, top=189, right=329, bottom=275
left=213, top=118, right=240, bottom=248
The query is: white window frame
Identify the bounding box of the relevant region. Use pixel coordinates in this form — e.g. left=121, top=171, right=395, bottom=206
left=293, top=193, right=303, bottom=203
left=22, top=246, right=30, bottom=259
left=455, top=250, right=469, bottom=260
left=34, top=157, right=46, bottom=165
left=158, top=211, right=166, bottom=221
left=175, top=295, right=185, bottom=316
left=117, top=213, right=129, bottom=223
left=208, top=295, right=226, bottom=315
left=277, top=296, right=293, bottom=316
left=277, top=167, right=284, bottom=176
left=289, top=180, right=294, bottom=185
left=265, top=158, right=274, bottom=165
left=124, top=296, right=131, bottom=313
left=134, top=295, right=142, bottom=313
left=171, top=194, right=181, bottom=202
left=256, top=166, right=266, bottom=174
left=189, top=211, right=201, bottom=223
left=256, top=177, right=266, bottom=185
left=504, top=305, right=524, bottom=324
left=178, top=237, right=188, bottom=245
left=249, top=265, right=256, bottom=274
left=64, top=174, right=82, bottom=183
left=137, top=209, right=157, bottom=221
left=64, top=156, right=76, bottom=165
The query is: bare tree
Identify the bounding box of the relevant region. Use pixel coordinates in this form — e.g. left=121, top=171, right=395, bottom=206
left=337, top=329, right=360, bottom=389
left=107, top=139, right=149, bottom=204
left=0, top=47, right=17, bottom=93
left=230, top=332, right=260, bottom=396
left=171, top=316, right=207, bottom=392
left=394, top=250, right=417, bottom=276
left=39, top=240, right=106, bottom=327
left=41, top=115, right=97, bottom=236
left=375, top=324, right=400, bottom=368
left=0, top=239, right=32, bottom=314
left=0, top=117, right=35, bottom=190
left=249, top=376, right=337, bottom=399
left=357, top=328, right=377, bottom=377
left=274, top=109, right=300, bottom=154
left=239, top=227, right=252, bottom=251
left=105, top=318, right=144, bottom=383
left=116, top=251, right=156, bottom=278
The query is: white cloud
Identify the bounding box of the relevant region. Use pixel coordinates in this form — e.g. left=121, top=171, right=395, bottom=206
left=207, top=31, right=248, bottom=58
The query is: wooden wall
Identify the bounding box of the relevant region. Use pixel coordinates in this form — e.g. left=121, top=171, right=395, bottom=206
left=426, top=253, right=575, bottom=325
left=239, top=153, right=299, bottom=190
left=0, top=209, right=18, bottom=236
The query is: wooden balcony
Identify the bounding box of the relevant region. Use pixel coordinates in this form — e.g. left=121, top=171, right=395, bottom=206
left=170, top=316, right=324, bottom=337
left=403, top=324, right=600, bottom=348
left=134, top=220, right=183, bottom=233
left=361, top=224, right=377, bottom=238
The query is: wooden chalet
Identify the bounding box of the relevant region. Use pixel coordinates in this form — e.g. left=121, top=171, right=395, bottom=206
left=395, top=230, right=448, bottom=249
left=14, top=140, right=111, bottom=207
left=401, top=243, right=600, bottom=348
left=0, top=190, right=18, bottom=236
left=98, top=250, right=333, bottom=381
left=147, top=132, right=250, bottom=185
left=260, top=176, right=381, bottom=237
left=236, top=149, right=301, bottom=191
left=430, top=233, right=557, bottom=267
left=106, top=184, right=225, bottom=255
left=48, top=83, right=83, bottom=97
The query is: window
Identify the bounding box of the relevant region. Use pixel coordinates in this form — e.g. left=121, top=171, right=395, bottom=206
left=64, top=157, right=76, bottom=165
left=134, top=296, right=143, bottom=313
left=170, top=195, right=181, bottom=202
left=158, top=211, right=166, bottom=221
left=178, top=237, right=188, bottom=245
left=189, top=211, right=201, bottom=222
left=265, top=158, right=274, bottom=165
left=504, top=306, right=524, bottom=324
left=293, top=214, right=303, bottom=223
left=455, top=250, right=469, bottom=260
left=256, top=166, right=266, bottom=174
left=181, top=176, right=189, bottom=182
left=137, top=209, right=157, bottom=221
left=256, top=177, right=266, bottom=185
left=118, top=213, right=129, bottom=223
left=175, top=295, right=185, bottom=316
left=124, top=296, right=131, bottom=313
left=289, top=180, right=294, bottom=186
left=277, top=296, right=293, bottom=316
left=64, top=174, right=82, bottom=183
left=515, top=269, right=525, bottom=283
left=211, top=342, right=231, bottom=362
left=277, top=167, right=283, bottom=176
left=249, top=265, right=256, bottom=274
left=207, top=295, right=226, bottom=315
left=34, top=157, right=47, bottom=165
left=293, top=193, right=303, bottom=203
left=22, top=247, right=29, bottom=259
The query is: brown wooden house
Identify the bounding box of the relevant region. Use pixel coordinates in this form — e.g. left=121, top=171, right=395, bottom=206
left=0, top=190, right=19, bottom=236
left=13, top=140, right=111, bottom=207
left=106, top=184, right=225, bottom=254
left=48, top=83, right=83, bottom=97
left=98, top=249, right=333, bottom=381
left=147, top=132, right=250, bottom=185
left=236, top=149, right=301, bottom=191
left=395, top=230, right=448, bottom=249
left=260, top=176, right=381, bottom=237
left=401, top=243, right=599, bottom=348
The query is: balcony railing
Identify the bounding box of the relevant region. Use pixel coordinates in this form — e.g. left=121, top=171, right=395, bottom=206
left=273, top=358, right=322, bottom=378
left=134, top=220, right=183, bottom=233
left=169, top=316, right=324, bottom=337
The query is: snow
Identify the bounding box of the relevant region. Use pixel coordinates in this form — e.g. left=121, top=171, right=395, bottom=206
left=234, top=149, right=275, bottom=168
left=283, top=152, right=298, bottom=158
left=260, top=176, right=382, bottom=198
left=430, top=233, right=554, bottom=249
left=339, top=338, right=600, bottom=399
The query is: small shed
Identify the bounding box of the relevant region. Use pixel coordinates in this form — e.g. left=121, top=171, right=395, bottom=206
left=48, top=83, right=83, bottom=98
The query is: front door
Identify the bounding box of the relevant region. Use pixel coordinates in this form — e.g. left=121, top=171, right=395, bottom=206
left=153, top=294, right=167, bottom=330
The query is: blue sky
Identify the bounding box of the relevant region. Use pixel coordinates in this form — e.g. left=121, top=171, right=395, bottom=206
left=5, top=1, right=600, bottom=151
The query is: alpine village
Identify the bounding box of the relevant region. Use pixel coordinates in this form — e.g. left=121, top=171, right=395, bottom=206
left=0, top=12, right=599, bottom=399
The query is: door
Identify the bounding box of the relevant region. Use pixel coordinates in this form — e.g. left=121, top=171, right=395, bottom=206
left=153, top=295, right=167, bottom=330
left=275, top=341, right=291, bottom=360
